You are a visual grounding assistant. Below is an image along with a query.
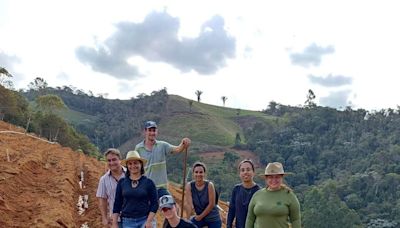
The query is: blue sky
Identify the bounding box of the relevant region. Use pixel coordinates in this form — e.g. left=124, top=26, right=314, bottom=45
left=1, top=0, right=400, bottom=111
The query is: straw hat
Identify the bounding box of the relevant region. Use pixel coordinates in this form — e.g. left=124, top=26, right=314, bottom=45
left=260, top=162, right=293, bottom=176
left=122, top=151, right=147, bottom=166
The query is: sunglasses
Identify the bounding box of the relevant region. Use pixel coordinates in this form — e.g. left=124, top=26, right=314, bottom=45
left=146, top=128, right=157, bottom=132
left=161, top=207, right=172, bottom=212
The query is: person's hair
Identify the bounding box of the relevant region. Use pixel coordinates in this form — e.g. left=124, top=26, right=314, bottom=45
left=266, top=175, right=293, bottom=192
left=281, top=184, right=293, bottom=192
left=125, top=160, right=145, bottom=177
left=192, top=161, right=207, bottom=173
left=104, top=148, right=121, bottom=159
left=238, top=159, right=255, bottom=171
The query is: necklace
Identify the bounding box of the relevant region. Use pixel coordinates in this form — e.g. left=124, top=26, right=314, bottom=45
left=131, top=179, right=139, bottom=188
left=130, top=175, right=141, bottom=188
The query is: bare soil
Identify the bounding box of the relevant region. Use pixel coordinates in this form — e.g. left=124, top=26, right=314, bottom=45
left=0, top=121, right=229, bottom=228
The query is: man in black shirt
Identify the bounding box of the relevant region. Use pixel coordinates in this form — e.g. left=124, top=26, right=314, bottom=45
left=159, top=195, right=197, bottom=228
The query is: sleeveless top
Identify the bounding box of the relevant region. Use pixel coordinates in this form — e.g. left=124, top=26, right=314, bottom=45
left=190, top=181, right=220, bottom=222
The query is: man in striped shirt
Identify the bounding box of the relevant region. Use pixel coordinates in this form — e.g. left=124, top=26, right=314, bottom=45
left=135, top=120, right=191, bottom=198
left=96, top=148, right=126, bottom=227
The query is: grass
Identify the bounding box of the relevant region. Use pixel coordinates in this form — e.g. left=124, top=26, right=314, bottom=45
left=160, top=95, right=276, bottom=147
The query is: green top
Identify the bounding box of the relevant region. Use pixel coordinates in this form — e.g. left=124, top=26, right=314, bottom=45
left=135, top=140, right=173, bottom=188
left=245, top=187, right=301, bottom=228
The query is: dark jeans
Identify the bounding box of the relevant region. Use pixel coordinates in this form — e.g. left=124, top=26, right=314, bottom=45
left=190, top=217, right=222, bottom=228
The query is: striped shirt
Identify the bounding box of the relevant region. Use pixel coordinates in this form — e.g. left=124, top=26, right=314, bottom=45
left=135, top=140, right=174, bottom=188
left=96, top=167, right=126, bottom=217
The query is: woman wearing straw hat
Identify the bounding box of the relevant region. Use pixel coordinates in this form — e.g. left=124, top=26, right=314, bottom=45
left=245, top=162, right=301, bottom=228
left=112, top=151, right=158, bottom=228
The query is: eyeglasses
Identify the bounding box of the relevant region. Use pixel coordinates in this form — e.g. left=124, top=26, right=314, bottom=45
left=107, top=158, right=118, bottom=162
left=161, top=207, right=172, bottom=212
left=146, top=128, right=157, bottom=132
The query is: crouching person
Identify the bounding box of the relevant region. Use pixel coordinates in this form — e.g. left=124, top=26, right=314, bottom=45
left=112, top=151, right=158, bottom=228
left=159, top=195, right=197, bottom=228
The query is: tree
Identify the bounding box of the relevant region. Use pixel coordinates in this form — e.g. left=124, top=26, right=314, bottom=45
left=35, top=94, right=66, bottom=114
left=305, top=89, right=316, bottom=108
left=188, top=100, right=193, bottom=112
left=234, top=132, right=242, bottom=147
left=0, top=67, right=14, bottom=89
left=303, top=182, right=363, bottom=228
left=221, top=96, right=228, bottom=106
left=195, top=90, right=203, bottom=102
left=28, top=77, right=48, bottom=96
left=0, top=67, right=12, bottom=78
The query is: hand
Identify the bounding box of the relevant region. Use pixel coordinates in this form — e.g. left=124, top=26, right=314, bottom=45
left=145, top=221, right=153, bottom=228
left=194, top=215, right=201, bottom=221
left=182, top=138, right=191, bottom=148
left=102, top=217, right=110, bottom=227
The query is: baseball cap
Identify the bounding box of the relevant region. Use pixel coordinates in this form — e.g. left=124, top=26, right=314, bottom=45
left=144, top=121, right=157, bottom=129
left=159, top=195, right=175, bottom=209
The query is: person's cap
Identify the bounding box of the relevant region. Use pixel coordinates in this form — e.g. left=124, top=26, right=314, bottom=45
left=159, top=195, right=175, bottom=209
left=144, top=121, right=157, bottom=129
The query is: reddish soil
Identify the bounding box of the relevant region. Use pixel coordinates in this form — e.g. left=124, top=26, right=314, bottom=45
left=0, top=121, right=229, bottom=227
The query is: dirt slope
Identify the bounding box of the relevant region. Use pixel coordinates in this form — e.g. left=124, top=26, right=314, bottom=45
left=0, top=121, right=228, bottom=227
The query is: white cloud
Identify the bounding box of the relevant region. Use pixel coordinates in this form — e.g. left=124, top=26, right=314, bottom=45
left=2, top=0, right=400, bottom=111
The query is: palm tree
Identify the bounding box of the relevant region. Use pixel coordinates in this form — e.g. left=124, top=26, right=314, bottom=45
left=221, top=96, right=228, bottom=106
left=188, top=100, right=193, bottom=112
left=195, top=90, right=203, bottom=102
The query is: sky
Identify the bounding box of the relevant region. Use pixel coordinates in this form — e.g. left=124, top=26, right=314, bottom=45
left=1, top=0, right=400, bottom=111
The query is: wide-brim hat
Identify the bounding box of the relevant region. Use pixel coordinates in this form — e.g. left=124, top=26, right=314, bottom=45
left=260, top=162, right=293, bottom=176
left=122, top=150, right=147, bottom=166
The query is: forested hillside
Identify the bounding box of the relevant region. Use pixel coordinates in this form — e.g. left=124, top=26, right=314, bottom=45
left=249, top=103, right=400, bottom=227
left=23, top=82, right=169, bottom=151
left=2, top=76, right=399, bottom=227
left=0, top=84, right=99, bottom=157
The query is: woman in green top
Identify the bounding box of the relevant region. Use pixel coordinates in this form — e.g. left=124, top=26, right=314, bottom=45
left=245, top=162, right=301, bottom=228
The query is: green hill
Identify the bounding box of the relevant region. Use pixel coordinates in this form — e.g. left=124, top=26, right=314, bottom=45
left=18, top=86, right=400, bottom=227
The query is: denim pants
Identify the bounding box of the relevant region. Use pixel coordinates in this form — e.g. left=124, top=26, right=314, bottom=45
left=121, top=216, right=147, bottom=228
left=190, top=217, right=222, bottom=228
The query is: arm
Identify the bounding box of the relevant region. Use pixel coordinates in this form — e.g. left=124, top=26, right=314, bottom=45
left=245, top=194, right=256, bottom=228
left=98, top=197, right=110, bottom=227
left=111, top=213, right=119, bottom=228
left=289, top=192, right=301, bottom=228
left=185, top=182, right=195, bottom=219
left=145, top=212, right=156, bottom=228
left=226, top=186, right=237, bottom=228
left=146, top=179, right=158, bottom=227
left=96, top=177, right=110, bottom=227
left=171, top=138, right=191, bottom=154
left=112, top=181, right=123, bottom=227
left=195, top=182, right=216, bottom=221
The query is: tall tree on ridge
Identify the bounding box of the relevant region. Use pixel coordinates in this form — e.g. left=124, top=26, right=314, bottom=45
left=195, top=90, right=203, bottom=102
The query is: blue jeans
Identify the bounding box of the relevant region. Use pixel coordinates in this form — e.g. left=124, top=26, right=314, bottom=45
left=121, top=216, right=147, bottom=228
left=190, top=217, right=222, bottom=228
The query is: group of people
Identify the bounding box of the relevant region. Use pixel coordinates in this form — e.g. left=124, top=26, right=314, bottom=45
left=96, top=120, right=301, bottom=228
